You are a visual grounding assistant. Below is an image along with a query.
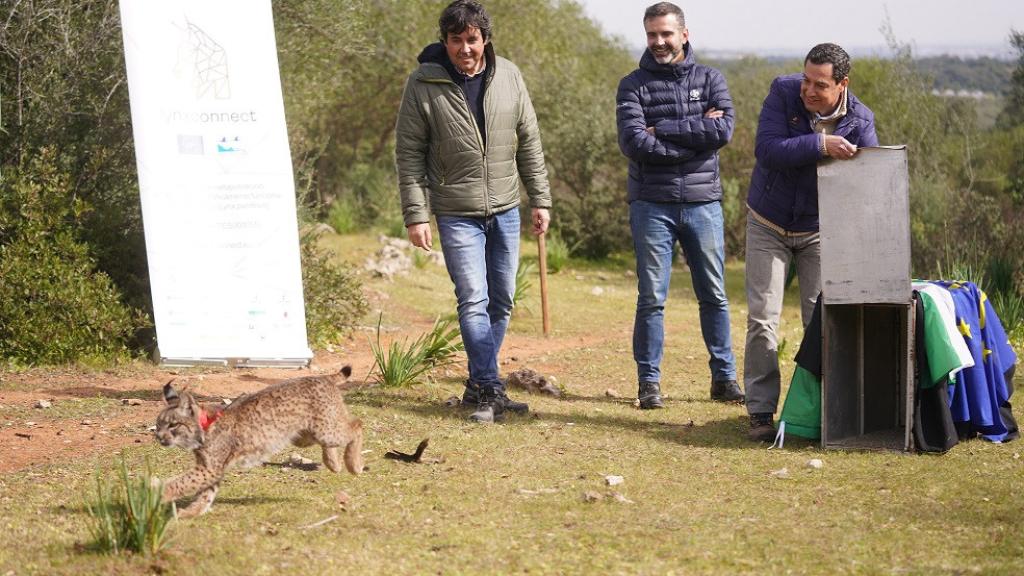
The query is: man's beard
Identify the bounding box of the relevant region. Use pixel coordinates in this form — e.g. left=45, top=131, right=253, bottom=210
left=651, top=46, right=681, bottom=64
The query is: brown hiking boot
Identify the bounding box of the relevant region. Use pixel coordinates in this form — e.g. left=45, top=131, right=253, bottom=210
left=748, top=413, right=777, bottom=442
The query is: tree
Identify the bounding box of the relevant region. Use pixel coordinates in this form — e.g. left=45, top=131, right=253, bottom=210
left=1001, top=29, right=1024, bottom=126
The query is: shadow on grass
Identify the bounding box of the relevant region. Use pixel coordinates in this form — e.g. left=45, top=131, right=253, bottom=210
left=347, top=388, right=819, bottom=451
left=52, top=386, right=165, bottom=401
left=211, top=495, right=298, bottom=507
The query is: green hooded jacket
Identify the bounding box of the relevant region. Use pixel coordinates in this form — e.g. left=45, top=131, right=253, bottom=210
left=394, top=43, right=551, bottom=226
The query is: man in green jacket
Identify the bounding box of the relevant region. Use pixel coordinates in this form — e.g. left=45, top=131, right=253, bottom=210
left=395, top=0, right=552, bottom=423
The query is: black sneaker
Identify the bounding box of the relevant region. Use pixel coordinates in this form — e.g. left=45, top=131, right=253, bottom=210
left=710, top=379, right=745, bottom=403
left=469, top=389, right=529, bottom=423
left=494, top=389, right=529, bottom=415
left=469, top=393, right=499, bottom=423
left=748, top=413, right=777, bottom=442
left=637, top=381, right=664, bottom=409
left=461, top=381, right=480, bottom=407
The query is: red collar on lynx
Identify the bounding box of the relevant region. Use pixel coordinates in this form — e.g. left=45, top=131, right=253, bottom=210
left=198, top=408, right=223, bottom=431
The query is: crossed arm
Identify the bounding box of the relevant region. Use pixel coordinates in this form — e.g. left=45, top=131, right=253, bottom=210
left=616, top=71, right=734, bottom=164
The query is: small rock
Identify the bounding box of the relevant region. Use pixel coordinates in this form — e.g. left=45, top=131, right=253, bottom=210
left=81, top=419, right=93, bottom=426
left=34, top=400, right=52, bottom=409
left=1014, top=453, right=1020, bottom=460
left=506, top=368, right=561, bottom=397
left=770, top=467, right=790, bottom=479
left=147, top=425, right=157, bottom=432
left=590, top=286, right=604, bottom=296
left=574, top=274, right=585, bottom=281
left=221, top=398, right=233, bottom=406
left=582, top=491, right=604, bottom=503
left=807, top=459, right=824, bottom=469
left=604, top=389, right=619, bottom=398
left=604, top=475, right=624, bottom=487
left=632, top=398, right=641, bottom=408
left=624, top=270, right=635, bottom=277
left=25, top=421, right=36, bottom=427
left=288, top=452, right=314, bottom=466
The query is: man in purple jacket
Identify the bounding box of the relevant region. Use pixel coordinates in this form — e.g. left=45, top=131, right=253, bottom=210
left=744, top=43, right=878, bottom=441
left=616, top=2, right=742, bottom=410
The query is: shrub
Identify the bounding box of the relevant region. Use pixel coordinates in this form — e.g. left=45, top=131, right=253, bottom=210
left=300, top=233, right=369, bottom=348
left=0, top=153, right=141, bottom=366
left=544, top=232, right=571, bottom=274
left=327, top=198, right=359, bottom=235
left=84, top=459, right=174, bottom=555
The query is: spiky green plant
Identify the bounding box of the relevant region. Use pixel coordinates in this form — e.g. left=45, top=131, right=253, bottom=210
left=418, top=316, right=464, bottom=366
left=83, top=459, right=174, bottom=555
left=369, top=314, right=465, bottom=387
left=369, top=314, right=432, bottom=388
left=545, top=232, right=570, bottom=274
left=512, top=261, right=535, bottom=315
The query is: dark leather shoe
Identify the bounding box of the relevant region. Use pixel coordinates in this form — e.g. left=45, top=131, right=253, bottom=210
left=638, top=382, right=664, bottom=409
left=461, top=381, right=480, bottom=407
left=711, top=379, right=745, bottom=403
left=748, top=413, right=777, bottom=442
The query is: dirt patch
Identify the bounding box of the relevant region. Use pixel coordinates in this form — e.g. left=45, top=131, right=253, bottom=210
left=0, top=328, right=614, bottom=474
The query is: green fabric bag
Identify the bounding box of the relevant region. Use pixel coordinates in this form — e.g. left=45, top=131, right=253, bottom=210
left=777, top=365, right=822, bottom=441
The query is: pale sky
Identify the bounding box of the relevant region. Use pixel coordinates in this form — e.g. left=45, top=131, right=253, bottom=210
left=576, top=0, right=1023, bottom=56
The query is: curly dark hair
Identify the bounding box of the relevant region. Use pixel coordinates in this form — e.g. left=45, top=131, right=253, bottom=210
left=805, top=43, right=851, bottom=83
left=643, top=2, right=685, bottom=27
left=439, top=0, right=492, bottom=43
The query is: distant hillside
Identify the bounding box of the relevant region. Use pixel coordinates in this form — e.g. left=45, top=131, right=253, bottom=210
left=697, top=53, right=1013, bottom=96
left=914, top=56, right=1013, bottom=95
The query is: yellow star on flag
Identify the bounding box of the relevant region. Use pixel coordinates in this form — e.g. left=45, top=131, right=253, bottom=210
left=958, top=317, right=972, bottom=339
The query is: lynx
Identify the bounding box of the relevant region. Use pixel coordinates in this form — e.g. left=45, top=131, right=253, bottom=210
left=154, top=366, right=364, bottom=518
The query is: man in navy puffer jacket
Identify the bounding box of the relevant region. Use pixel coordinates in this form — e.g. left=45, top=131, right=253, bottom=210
left=616, top=2, right=742, bottom=410
left=744, top=43, right=878, bottom=442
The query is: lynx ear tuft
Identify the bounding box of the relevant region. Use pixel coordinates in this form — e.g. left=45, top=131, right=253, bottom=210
left=340, top=365, right=352, bottom=378
left=163, top=380, right=180, bottom=405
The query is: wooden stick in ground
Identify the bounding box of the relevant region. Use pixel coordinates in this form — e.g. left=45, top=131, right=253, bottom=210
left=538, top=232, right=551, bottom=337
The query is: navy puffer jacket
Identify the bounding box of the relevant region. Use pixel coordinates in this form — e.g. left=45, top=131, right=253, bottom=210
left=746, top=74, right=878, bottom=232
left=616, top=45, right=734, bottom=204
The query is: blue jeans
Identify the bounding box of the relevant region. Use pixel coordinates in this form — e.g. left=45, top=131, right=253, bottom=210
left=437, top=208, right=520, bottom=393
left=630, top=200, right=736, bottom=384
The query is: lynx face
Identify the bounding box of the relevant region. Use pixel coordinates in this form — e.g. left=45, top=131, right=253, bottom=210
left=154, top=382, right=205, bottom=450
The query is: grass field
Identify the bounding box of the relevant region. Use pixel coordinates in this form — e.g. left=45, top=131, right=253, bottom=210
left=0, top=231, right=1021, bottom=575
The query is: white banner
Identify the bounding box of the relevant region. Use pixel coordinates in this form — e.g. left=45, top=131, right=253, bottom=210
left=120, top=0, right=311, bottom=366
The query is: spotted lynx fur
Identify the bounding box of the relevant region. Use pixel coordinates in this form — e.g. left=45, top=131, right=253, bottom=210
left=154, top=366, right=363, bottom=518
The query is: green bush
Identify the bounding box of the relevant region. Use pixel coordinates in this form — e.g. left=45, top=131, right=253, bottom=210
left=327, top=198, right=359, bottom=235
left=0, top=153, right=141, bottom=366
left=544, top=232, right=571, bottom=274
left=300, top=233, right=369, bottom=348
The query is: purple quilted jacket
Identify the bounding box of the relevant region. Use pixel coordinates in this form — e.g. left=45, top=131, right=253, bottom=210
left=746, top=73, right=878, bottom=232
